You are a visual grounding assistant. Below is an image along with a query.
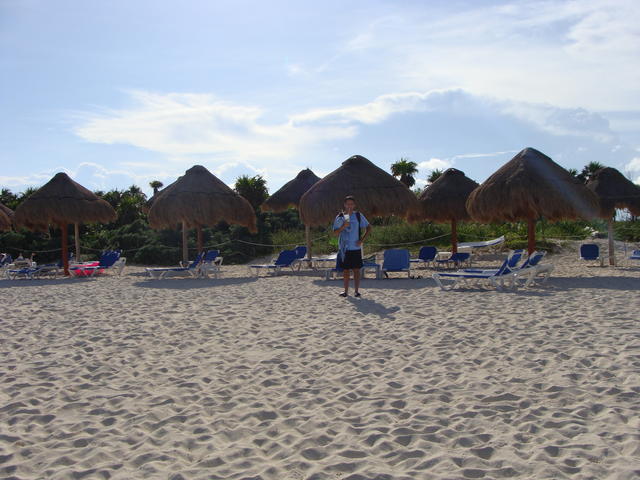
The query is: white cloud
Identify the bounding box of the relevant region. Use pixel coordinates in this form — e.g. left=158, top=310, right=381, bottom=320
left=418, top=158, right=452, bottom=171
left=64, top=87, right=640, bottom=194
left=74, top=90, right=356, bottom=161
left=290, top=90, right=466, bottom=126
left=335, top=0, right=640, bottom=110
left=626, top=157, right=640, bottom=173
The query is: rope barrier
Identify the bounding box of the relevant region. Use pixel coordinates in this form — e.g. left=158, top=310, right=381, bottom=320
left=366, top=232, right=451, bottom=247
left=0, top=232, right=618, bottom=257
left=235, top=234, right=329, bottom=248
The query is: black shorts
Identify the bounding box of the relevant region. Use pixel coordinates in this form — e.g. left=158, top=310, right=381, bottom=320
left=337, top=249, right=363, bottom=270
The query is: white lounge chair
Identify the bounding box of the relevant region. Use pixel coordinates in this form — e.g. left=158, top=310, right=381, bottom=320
left=146, top=251, right=205, bottom=279
left=432, top=258, right=515, bottom=290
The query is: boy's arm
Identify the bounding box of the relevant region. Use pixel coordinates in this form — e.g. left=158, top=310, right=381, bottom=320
left=333, top=217, right=347, bottom=235
left=358, top=225, right=372, bottom=244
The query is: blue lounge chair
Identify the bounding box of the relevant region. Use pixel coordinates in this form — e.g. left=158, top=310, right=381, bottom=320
left=7, top=262, right=61, bottom=280
left=432, top=258, right=514, bottom=290
left=70, top=250, right=125, bottom=277
left=514, top=251, right=554, bottom=287
left=382, top=249, right=411, bottom=278
left=436, top=251, right=471, bottom=269
left=250, top=250, right=298, bottom=276
left=200, top=250, right=223, bottom=278
left=323, top=253, right=381, bottom=280
left=579, top=243, right=602, bottom=266
left=145, top=251, right=205, bottom=279
left=294, top=246, right=307, bottom=259
left=6, top=252, right=75, bottom=279
left=0, top=254, right=13, bottom=267
left=410, top=246, right=437, bottom=268
left=0, top=254, right=13, bottom=276
left=463, top=250, right=524, bottom=274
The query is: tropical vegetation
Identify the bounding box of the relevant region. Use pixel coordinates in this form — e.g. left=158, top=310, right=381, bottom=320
left=1, top=161, right=638, bottom=265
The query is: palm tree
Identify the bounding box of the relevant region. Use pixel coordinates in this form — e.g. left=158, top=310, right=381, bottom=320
left=235, top=175, right=268, bottom=210
left=567, top=168, right=579, bottom=178
left=149, top=180, right=163, bottom=195
left=577, top=161, right=605, bottom=183
left=391, top=158, right=418, bottom=188
left=427, top=169, right=444, bottom=184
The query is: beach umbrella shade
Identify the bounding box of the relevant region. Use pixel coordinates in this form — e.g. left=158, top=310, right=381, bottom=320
left=299, top=155, right=421, bottom=230
left=0, top=203, right=13, bottom=231
left=13, top=172, right=117, bottom=275
left=586, top=167, right=640, bottom=265
left=418, top=168, right=479, bottom=254
left=261, top=168, right=321, bottom=259
left=466, top=148, right=599, bottom=254
left=148, top=165, right=257, bottom=263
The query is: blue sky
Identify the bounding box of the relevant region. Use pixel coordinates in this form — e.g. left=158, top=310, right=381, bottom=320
left=1, top=0, right=639, bottom=195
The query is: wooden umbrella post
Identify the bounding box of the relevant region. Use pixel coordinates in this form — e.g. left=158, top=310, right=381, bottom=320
left=182, top=221, right=189, bottom=265
left=197, top=225, right=203, bottom=254
left=451, top=219, right=458, bottom=254
left=608, top=217, right=615, bottom=266
left=527, top=217, right=536, bottom=255
left=61, top=222, right=70, bottom=276
left=74, top=223, right=81, bottom=263
left=305, top=224, right=312, bottom=262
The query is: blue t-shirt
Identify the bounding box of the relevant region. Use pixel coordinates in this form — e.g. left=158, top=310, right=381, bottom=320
left=333, top=212, right=369, bottom=251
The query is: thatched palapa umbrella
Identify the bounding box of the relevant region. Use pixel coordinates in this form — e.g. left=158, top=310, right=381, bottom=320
left=13, top=173, right=117, bottom=275
left=418, top=168, right=478, bottom=253
left=586, top=167, right=640, bottom=265
left=262, top=168, right=321, bottom=259
left=148, top=165, right=257, bottom=263
left=0, top=203, right=13, bottom=231
left=467, top=148, right=599, bottom=254
left=299, top=155, right=421, bottom=232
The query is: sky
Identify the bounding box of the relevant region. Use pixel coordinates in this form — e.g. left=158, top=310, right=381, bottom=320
left=1, top=0, right=639, bottom=196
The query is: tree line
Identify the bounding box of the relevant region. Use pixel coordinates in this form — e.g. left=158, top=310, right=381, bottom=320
left=389, top=158, right=610, bottom=190
left=1, top=159, right=636, bottom=265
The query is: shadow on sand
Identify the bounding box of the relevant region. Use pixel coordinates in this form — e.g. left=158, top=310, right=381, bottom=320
left=133, top=276, right=258, bottom=290
left=0, top=277, right=96, bottom=288
left=312, top=277, right=432, bottom=291
left=345, top=296, right=401, bottom=319
left=546, top=276, right=640, bottom=291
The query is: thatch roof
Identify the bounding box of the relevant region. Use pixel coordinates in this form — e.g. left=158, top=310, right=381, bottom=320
left=261, top=168, right=321, bottom=212
left=586, top=167, right=640, bottom=218
left=466, top=148, right=599, bottom=222
left=13, top=173, right=117, bottom=231
left=0, top=203, right=12, bottom=231
left=142, top=180, right=175, bottom=215
left=299, top=155, right=421, bottom=226
left=418, top=168, right=479, bottom=222
left=148, top=165, right=257, bottom=232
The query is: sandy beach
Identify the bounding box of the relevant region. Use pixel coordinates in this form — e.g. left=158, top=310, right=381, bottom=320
left=1, top=241, right=639, bottom=480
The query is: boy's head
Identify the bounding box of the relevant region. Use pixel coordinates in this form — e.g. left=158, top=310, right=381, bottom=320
left=344, top=195, right=356, bottom=210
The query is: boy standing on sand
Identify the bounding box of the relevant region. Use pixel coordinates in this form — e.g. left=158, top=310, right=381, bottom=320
left=333, top=195, right=372, bottom=297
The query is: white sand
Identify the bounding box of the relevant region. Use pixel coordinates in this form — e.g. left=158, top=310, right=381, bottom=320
left=1, top=241, right=639, bottom=479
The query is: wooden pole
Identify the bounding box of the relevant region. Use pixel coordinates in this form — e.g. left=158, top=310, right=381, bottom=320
left=305, top=224, right=312, bottom=261
left=527, top=218, right=536, bottom=255
left=61, top=223, right=70, bottom=276
left=74, top=223, right=81, bottom=263
left=608, top=217, right=615, bottom=266
left=451, top=219, right=458, bottom=254
left=197, top=226, right=203, bottom=254
left=182, top=221, right=189, bottom=264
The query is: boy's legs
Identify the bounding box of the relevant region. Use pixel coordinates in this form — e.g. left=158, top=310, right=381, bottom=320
left=353, top=268, right=361, bottom=294
left=342, top=269, right=351, bottom=295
